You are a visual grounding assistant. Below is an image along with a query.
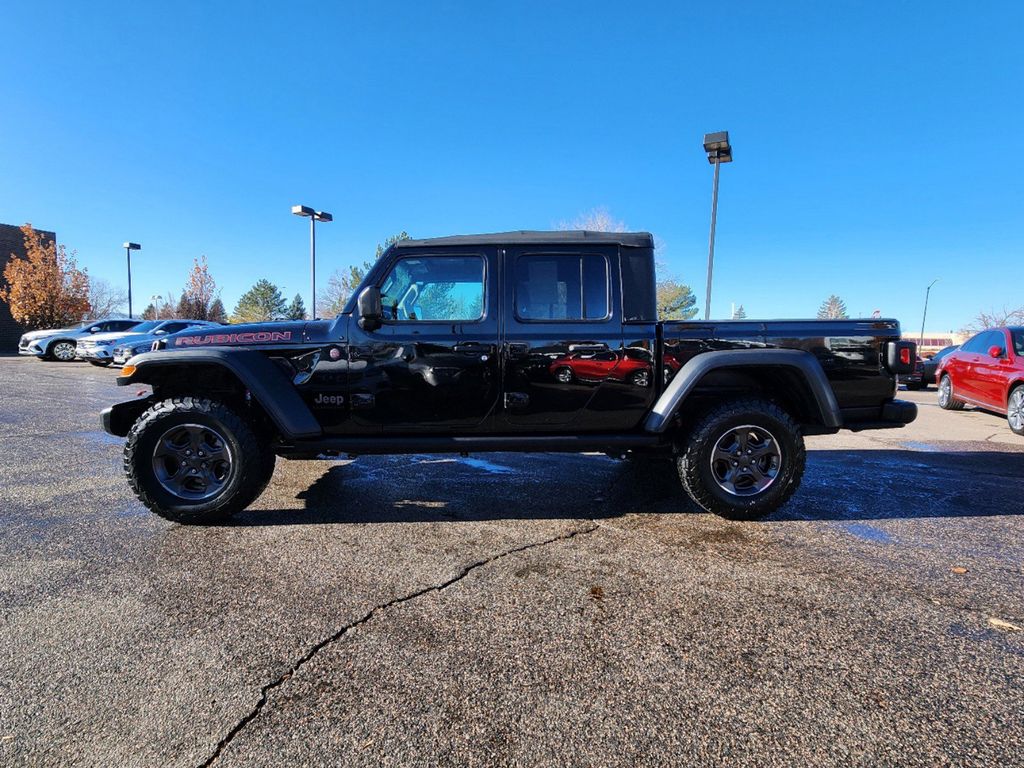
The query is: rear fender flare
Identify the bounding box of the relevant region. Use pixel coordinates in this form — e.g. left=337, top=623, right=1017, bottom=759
left=644, top=349, right=843, bottom=433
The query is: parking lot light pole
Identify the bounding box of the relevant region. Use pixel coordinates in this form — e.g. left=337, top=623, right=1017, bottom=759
left=123, top=242, right=141, bottom=319
left=919, top=278, right=939, bottom=350
left=702, top=131, right=733, bottom=321
left=291, top=205, right=333, bottom=320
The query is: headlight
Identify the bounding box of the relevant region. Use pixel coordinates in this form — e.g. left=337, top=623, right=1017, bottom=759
left=97, top=340, right=112, bottom=346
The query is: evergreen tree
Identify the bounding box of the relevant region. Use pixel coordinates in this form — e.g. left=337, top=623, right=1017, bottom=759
left=817, top=295, right=849, bottom=320
left=656, top=278, right=699, bottom=320
left=732, top=304, right=747, bottom=319
left=232, top=279, right=288, bottom=323
left=141, top=303, right=157, bottom=320
left=286, top=293, right=307, bottom=320
left=208, top=297, right=227, bottom=324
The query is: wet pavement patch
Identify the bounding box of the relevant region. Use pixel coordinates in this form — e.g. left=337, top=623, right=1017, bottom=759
left=459, top=457, right=517, bottom=474
left=844, top=523, right=893, bottom=544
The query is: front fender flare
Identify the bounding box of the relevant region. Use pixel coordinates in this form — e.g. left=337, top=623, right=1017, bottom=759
left=115, top=349, right=322, bottom=439
left=644, top=349, right=843, bottom=433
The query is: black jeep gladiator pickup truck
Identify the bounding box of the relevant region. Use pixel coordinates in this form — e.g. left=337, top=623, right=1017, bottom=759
left=101, top=231, right=917, bottom=523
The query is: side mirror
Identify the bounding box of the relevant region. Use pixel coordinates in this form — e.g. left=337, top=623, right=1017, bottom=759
left=89, top=326, right=101, bottom=333
left=357, top=285, right=383, bottom=331
left=154, top=329, right=167, bottom=336
left=988, top=345, right=1003, bottom=359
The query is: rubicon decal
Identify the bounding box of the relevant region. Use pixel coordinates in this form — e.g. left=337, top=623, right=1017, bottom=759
left=175, top=331, right=293, bottom=346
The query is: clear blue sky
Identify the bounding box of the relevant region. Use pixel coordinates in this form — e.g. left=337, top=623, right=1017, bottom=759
left=2, top=1, right=1021, bottom=331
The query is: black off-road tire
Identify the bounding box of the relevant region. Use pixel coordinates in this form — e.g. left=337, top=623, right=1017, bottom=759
left=937, top=374, right=965, bottom=411
left=678, top=398, right=806, bottom=520
left=124, top=397, right=275, bottom=524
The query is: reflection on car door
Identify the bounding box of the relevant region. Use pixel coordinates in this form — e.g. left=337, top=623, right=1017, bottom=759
left=500, top=245, right=637, bottom=431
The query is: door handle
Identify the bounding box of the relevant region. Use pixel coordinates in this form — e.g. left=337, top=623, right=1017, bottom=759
left=453, top=342, right=495, bottom=354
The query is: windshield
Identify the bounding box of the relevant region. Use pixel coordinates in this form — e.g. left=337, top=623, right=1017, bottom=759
left=129, top=321, right=161, bottom=333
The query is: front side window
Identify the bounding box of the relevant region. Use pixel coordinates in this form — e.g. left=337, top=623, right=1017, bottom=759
left=960, top=332, right=989, bottom=354
left=515, top=254, right=609, bottom=321
left=380, top=255, right=485, bottom=322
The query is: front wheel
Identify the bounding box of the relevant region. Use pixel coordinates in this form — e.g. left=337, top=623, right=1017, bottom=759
left=938, top=375, right=965, bottom=410
left=678, top=398, right=806, bottom=520
left=46, top=340, right=77, bottom=362
left=1008, top=386, right=1024, bottom=436
left=124, top=397, right=275, bottom=524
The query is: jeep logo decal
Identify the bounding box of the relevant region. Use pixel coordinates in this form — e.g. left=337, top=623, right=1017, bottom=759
left=313, top=393, right=345, bottom=406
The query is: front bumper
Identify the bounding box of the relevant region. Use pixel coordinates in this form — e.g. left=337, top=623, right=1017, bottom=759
left=76, top=346, right=113, bottom=361
left=18, top=345, right=44, bottom=357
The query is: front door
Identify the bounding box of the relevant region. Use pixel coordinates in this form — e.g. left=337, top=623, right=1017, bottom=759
left=499, top=245, right=631, bottom=431
left=347, top=247, right=500, bottom=432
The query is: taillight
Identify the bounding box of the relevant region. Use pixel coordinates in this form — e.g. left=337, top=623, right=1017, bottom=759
left=900, top=348, right=911, bottom=366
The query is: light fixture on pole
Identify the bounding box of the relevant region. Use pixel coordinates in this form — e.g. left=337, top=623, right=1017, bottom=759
left=123, top=242, right=141, bottom=319
left=291, top=205, right=333, bottom=320
left=150, top=294, right=161, bottom=319
left=702, top=131, right=733, bottom=321
left=919, top=278, right=939, bottom=351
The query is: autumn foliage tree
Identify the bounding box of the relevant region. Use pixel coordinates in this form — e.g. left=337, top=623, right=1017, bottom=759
left=0, top=224, right=91, bottom=329
left=178, top=256, right=220, bottom=320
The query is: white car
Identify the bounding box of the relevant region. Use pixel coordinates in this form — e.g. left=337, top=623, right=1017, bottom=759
left=18, top=319, right=142, bottom=362
left=77, top=319, right=221, bottom=366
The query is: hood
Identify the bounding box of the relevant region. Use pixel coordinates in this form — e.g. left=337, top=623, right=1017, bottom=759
left=82, top=330, right=136, bottom=343
left=165, top=320, right=314, bottom=349
left=21, top=325, right=80, bottom=340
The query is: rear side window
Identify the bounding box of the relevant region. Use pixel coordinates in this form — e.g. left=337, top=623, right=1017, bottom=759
left=515, top=254, right=609, bottom=321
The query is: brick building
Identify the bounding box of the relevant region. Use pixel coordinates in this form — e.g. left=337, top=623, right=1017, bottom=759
left=0, top=223, right=57, bottom=353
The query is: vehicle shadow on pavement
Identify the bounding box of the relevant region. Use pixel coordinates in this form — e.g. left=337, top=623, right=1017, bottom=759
left=231, top=455, right=668, bottom=526
left=228, top=446, right=1024, bottom=527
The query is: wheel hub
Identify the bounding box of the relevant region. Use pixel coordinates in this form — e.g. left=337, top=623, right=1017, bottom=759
left=151, top=423, right=234, bottom=501
left=709, top=424, right=782, bottom=497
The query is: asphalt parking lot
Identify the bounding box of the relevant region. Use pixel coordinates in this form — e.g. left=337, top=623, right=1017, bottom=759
left=1, top=356, right=1022, bottom=767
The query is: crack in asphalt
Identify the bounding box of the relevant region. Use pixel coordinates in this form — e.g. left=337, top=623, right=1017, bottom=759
left=196, top=523, right=600, bottom=767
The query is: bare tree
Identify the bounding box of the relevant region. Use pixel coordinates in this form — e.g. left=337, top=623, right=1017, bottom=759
left=84, top=278, right=128, bottom=320
left=961, top=306, right=1024, bottom=334
left=558, top=206, right=627, bottom=232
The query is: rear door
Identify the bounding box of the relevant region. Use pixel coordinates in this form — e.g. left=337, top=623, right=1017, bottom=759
left=499, top=245, right=635, bottom=431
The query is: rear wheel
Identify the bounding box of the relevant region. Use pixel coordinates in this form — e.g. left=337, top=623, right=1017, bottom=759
left=46, top=340, right=77, bottom=362
left=1008, top=385, right=1024, bottom=436
left=678, top=398, right=806, bottom=520
left=938, top=375, right=965, bottom=410
left=124, top=397, right=275, bottom=524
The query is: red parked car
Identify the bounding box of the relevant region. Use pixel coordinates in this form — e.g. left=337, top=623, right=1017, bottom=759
left=936, top=326, right=1024, bottom=435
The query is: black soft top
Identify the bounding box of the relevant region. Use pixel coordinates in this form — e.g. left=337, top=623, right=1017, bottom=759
left=393, top=230, right=654, bottom=248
